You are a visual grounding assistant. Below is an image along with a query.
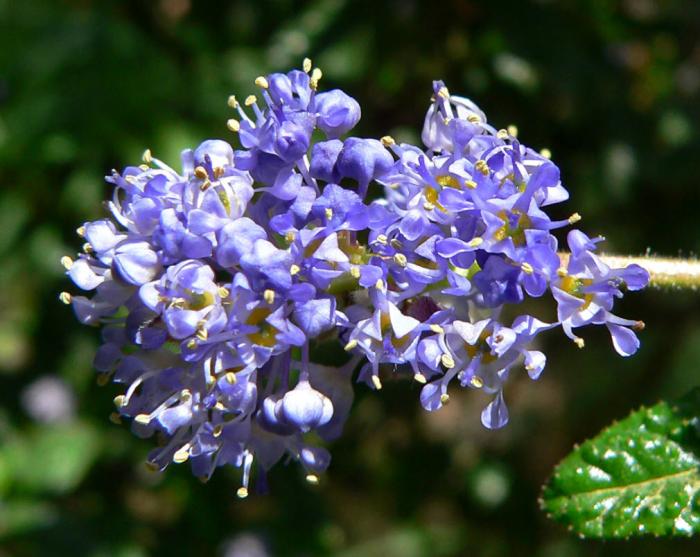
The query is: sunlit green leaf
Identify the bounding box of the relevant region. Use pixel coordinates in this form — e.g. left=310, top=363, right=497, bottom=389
left=541, top=390, right=700, bottom=538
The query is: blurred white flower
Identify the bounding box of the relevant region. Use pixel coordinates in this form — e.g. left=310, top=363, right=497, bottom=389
left=21, top=376, right=76, bottom=424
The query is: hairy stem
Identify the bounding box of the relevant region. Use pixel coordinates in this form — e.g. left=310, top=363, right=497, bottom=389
left=562, top=253, right=700, bottom=289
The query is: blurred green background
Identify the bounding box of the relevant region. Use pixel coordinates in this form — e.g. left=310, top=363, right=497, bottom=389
left=2, top=0, right=700, bottom=555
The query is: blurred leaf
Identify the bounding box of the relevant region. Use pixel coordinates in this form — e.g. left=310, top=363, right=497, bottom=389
left=541, top=390, right=700, bottom=538
left=1, top=422, right=99, bottom=495
left=0, top=500, right=57, bottom=539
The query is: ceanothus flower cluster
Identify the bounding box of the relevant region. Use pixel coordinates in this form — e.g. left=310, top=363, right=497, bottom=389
left=61, top=61, right=648, bottom=496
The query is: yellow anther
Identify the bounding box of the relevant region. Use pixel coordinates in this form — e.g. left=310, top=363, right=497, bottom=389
left=350, top=266, right=361, bottom=279
left=113, top=395, right=126, bottom=408
left=467, top=114, right=481, bottom=124
left=173, top=445, right=190, bottom=464
left=218, top=286, right=230, bottom=298
left=76, top=226, right=86, bottom=237
left=467, top=237, right=483, bottom=248
left=227, top=118, right=240, bottom=132
left=227, top=95, right=239, bottom=108
left=264, top=289, right=275, bottom=304
left=375, top=279, right=385, bottom=291
left=394, top=253, right=408, bottom=267
left=187, top=338, right=197, bottom=349
left=236, top=487, right=249, bottom=499
left=437, top=86, right=450, bottom=98
left=109, top=412, right=122, bottom=425
left=521, top=262, right=534, bottom=275
left=225, top=371, right=237, bottom=384
left=440, top=393, right=450, bottom=404
left=380, top=135, right=395, bottom=147
left=213, top=424, right=223, bottom=438
left=413, top=373, right=427, bottom=384
left=83, top=242, right=93, bottom=253
left=302, top=58, right=312, bottom=73
left=429, top=324, right=444, bottom=334
left=497, top=129, right=509, bottom=139
left=470, top=376, right=484, bottom=388
left=310, top=67, right=323, bottom=89
left=196, top=327, right=208, bottom=341
left=423, top=201, right=435, bottom=211
left=180, top=389, right=192, bottom=403
left=371, top=375, right=383, bottom=390
left=441, top=353, right=455, bottom=369
left=214, top=401, right=226, bottom=411
left=344, top=339, right=358, bottom=351
left=305, top=474, right=320, bottom=485
left=568, top=213, right=581, bottom=224
left=213, top=166, right=225, bottom=179
left=540, top=148, right=552, bottom=159
left=390, top=238, right=403, bottom=249
left=507, top=125, right=519, bottom=137
left=139, top=164, right=150, bottom=172
left=254, top=76, right=269, bottom=89
left=285, top=230, right=296, bottom=243
left=134, top=414, right=151, bottom=425
left=325, top=207, right=333, bottom=220
left=556, top=267, right=568, bottom=277
left=60, top=256, right=74, bottom=270
left=290, top=264, right=300, bottom=276
left=244, top=95, right=257, bottom=107
left=376, top=234, right=388, bottom=245
left=59, top=292, right=72, bottom=305
left=574, top=337, right=585, bottom=349
left=125, top=175, right=137, bottom=185
left=475, top=159, right=490, bottom=176
left=194, top=166, right=208, bottom=180
left=465, top=180, right=477, bottom=189
left=633, top=320, right=646, bottom=332
left=142, top=148, right=153, bottom=164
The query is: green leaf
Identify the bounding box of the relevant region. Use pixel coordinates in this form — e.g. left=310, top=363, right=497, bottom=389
left=0, top=422, right=100, bottom=495
left=541, top=390, right=700, bottom=538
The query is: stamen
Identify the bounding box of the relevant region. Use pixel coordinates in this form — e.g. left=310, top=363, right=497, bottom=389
left=467, top=237, right=483, bottom=248
left=76, top=226, right=86, bottom=237
left=254, top=76, right=269, bottom=89
left=441, top=353, right=455, bottom=369
left=83, top=242, right=93, bottom=253
left=521, top=262, right=534, bottom=274
left=437, top=86, right=450, bottom=99
left=633, top=320, right=645, bottom=331
left=497, top=129, right=509, bottom=139
left=465, top=180, right=477, bottom=189
left=303, top=58, right=312, bottom=73
left=380, top=135, right=395, bottom=147
left=173, top=444, right=191, bottom=464
left=218, top=286, right=230, bottom=298
left=142, top=149, right=153, bottom=164
left=305, top=474, right=319, bottom=485
left=59, top=292, right=72, bottom=305
left=394, top=253, right=408, bottom=267
left=227, top=95, right=239, bottom=108
left=429, top=324, right=444, bottom=334
left=60, top=256, right=74, bottom=270
left=344, top=339, right=358, bottom=351
left=236, top=487, right=249, bottom=499
left=310, top=67, right=322, bottom=90
left=470, top=376, right=484, bottom=388
left=371, top=375, right=382, bottom=390
left=264, top=289, right=275, bottom=304
left=350, top=266, right=361, bottom=279
left=244, top=95, right=257, bottom=107
left=227, top=119, right=240, bottom=132
left=375, top=279, right=385, bottom=291
left=376, top=234, right=388, bottom=245
left=290, top=264, right=301, bottom=276
left=134, top=414, right=151, bottom=425
left=467, top=114, right=481, bottom=124
left=556, top=267, right=568, bottom=277
left=475, top=159, right=490, bottom=176
left=573, top=337, right=585, bottom=349
left=413, top=372, right=427, bottom=384
left=540, top=148, right=552, bottom=159
left=324, top=207, right=333, bottom=220
left=225, top=371, right=237, bottom=384
left=194, top=166, right=208, bottom=180
left=507, top=124, right=519, bottom=137
left=113, top=394, right=126, bottom=408
left=568, top=213, right=581, bottom=224
left=440, top=393, right=450, bottom=404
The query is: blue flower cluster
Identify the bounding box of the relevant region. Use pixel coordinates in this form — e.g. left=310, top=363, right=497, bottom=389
left=62, top=62, right=648, bottom=496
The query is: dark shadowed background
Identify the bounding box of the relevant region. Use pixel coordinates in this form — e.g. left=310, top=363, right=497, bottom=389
left=2, top=0, right=700, bottom=555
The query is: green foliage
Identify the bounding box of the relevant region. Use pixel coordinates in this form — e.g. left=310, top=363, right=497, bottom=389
left=541, top=390, right=700, bottom=539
